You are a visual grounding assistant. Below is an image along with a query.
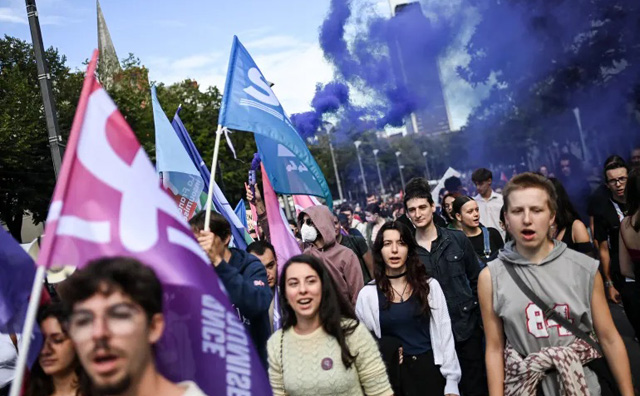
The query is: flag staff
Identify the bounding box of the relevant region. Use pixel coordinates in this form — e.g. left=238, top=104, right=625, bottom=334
left=9, top=266, right=46, bottom=396
left=9, top=51, right=101, bottom=396
left=203, top=126, right=223, bottom=232
left=25, top=0, right=63, bottom=178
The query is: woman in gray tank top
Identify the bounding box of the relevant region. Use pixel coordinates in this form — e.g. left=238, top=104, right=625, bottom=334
left=477, top=173, right=633, bottom=396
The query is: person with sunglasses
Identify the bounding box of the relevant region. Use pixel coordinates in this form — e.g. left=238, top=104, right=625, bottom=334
left=59, top=257, right=207, bottom=396
left=298, top=206, right=364, bottom=307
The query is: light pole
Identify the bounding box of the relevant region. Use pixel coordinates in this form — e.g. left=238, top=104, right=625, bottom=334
left=26, top=0, right=63, bottom=178
left=422, top=151, right=431, bottom=180
left=354, top=140, right=368, bottom=195
left=323, top=123, right=344, bottom=201
left=395, top=151, right=406, bottom=191
left=372, top=149, right=386, bottom=195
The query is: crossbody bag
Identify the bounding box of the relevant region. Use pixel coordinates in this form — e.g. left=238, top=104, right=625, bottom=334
left=503, top=263, right=620, bottom=396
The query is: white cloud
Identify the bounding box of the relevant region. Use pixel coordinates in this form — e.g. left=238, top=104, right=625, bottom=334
left=171, top=54, right=220, bottom=70
left=244, top=35, right=305, bottom=51
left=146, top=36, right=333, bottom=116
left=0, top=7, right=26, bottom=24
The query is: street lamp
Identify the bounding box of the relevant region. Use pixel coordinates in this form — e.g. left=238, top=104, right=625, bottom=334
left=422, top=151, right=431, bottom=180
left=372, top=149, right=386, bottom=195
left=354, top=140, right=368, bottom=195
left=323, top=122, right=344, bottom=202
left=395, top=151, right=406, bottom=191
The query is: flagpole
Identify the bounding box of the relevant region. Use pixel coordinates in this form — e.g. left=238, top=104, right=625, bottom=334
left=204, top=125, right=223, bottom=232
left=9, top=266, right=46, bottom=396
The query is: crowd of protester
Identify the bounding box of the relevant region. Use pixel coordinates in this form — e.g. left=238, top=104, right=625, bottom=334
left=1, top=146, right=640, bottom=396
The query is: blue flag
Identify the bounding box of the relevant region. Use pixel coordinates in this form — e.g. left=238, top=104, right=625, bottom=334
left=218, top=36, right=332, bottom=208
left=234, top=200, right=248, bottom=229
left=0, top=229, right=42, bottom=367
left=171, top=107, right=253, bottom=249
left=152, top=85, right=204, bottom=220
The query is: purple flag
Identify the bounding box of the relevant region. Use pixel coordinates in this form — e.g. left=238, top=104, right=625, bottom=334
left=37, top=52, right=271, bottom=395
left=0, top=229, right=42, bottom=367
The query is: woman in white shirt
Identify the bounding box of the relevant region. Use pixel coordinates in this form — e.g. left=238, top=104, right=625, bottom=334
left=356, top=221, right=461, bottom=396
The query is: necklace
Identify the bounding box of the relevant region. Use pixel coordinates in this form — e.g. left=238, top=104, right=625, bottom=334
left=390, top=282, right=409, bottom=303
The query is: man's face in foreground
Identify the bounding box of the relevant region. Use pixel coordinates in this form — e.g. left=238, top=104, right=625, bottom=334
left=69, top=288, right=162, bottom=395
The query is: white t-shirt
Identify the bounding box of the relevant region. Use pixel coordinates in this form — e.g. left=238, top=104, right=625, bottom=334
left=0, top=335, right=18, bottom=388
left=178, top=381, right=208, bottom=396
left=474, top=190, right=505, bottom=239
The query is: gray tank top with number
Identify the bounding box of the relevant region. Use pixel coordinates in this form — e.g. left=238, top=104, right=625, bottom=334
left=488, top=240, right=601, bottom=396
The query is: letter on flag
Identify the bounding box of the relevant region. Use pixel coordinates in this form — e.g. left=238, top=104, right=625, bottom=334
left=218, top=36, right=333, bottom=208
left=37, top=51, right=271, bottom=395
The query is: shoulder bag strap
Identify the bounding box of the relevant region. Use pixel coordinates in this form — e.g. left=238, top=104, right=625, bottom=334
left=503, top=262, right=603, bottom=355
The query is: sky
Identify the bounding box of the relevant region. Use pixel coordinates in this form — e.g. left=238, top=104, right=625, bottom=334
left=0, top=0, right=479, bottom=130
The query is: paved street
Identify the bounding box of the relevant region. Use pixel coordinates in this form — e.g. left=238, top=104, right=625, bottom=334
left=610, top=303, right=640, bottom=394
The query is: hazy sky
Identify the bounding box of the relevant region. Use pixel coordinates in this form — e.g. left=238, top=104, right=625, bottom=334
left=0, top=0, right=484, bottom=130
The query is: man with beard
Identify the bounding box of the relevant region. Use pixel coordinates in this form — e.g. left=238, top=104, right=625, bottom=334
left=60, top=257, right=207, bottom=396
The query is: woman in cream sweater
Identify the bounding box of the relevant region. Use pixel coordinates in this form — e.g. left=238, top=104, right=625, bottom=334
left=267, top=254, right=393, bottom=396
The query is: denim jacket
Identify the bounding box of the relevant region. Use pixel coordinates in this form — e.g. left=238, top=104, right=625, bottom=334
left=416, top=226, right=481, bottom=342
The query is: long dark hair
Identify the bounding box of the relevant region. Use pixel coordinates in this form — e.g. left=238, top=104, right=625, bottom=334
left=26, top=303, right=90, bottom=396
left=372, top=221, right=431, bottom=314
left=278, top=254, right=359, bottom=368
left=626, top=168, right=640, bottom=231
left=549, top=178, right=581, bottom=233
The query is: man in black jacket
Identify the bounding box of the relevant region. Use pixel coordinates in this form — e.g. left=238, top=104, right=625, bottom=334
left=404, top=177, right=487, bottom=396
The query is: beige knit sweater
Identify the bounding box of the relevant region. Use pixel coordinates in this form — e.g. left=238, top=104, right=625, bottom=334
left=267, top=320, right=393, bottom=396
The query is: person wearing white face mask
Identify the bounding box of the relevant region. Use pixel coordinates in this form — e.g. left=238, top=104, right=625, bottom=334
left=298, top=206, right=364, bottom=307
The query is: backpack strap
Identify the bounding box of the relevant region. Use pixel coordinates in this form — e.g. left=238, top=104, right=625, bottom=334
left=503, top=262, right=603, bottom=355
left=481, top=226, right=491, bottom=259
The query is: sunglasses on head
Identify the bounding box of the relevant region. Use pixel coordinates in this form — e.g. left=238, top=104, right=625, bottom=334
left=303, top=218, right=314, bottom=226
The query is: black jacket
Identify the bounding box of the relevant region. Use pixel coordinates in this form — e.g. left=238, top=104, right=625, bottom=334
left=416, top=226, right=481, bottom=342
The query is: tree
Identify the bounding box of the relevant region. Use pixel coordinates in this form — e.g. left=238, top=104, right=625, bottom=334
left=0, top=35, right=83, bottom=241
left=459, top=0, right=640, bottom=167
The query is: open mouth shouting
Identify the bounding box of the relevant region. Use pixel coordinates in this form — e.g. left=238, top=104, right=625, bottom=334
left=91, top=350, right=122, bottom=376
left=521, top=229, right=536, bottom=241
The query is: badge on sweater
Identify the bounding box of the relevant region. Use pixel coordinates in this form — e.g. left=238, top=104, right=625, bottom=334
left=321, top=358, right=333, bottom=370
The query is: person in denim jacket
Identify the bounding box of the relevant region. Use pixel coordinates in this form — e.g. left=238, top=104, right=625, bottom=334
left=403, top=177, right=487, bottom=396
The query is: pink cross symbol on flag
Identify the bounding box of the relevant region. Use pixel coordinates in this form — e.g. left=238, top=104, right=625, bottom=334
left=36, top=51, right=271, bottom=395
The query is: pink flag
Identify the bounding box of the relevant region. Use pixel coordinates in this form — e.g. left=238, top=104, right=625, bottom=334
left=292, top=194, right=321, bottom=217
left=38, top=51, right=271, bottom=394
left=261, top=164, right=301, bottom=271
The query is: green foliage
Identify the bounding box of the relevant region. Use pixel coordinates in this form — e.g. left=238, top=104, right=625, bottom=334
left=0, top=35, right=83, bottom=240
